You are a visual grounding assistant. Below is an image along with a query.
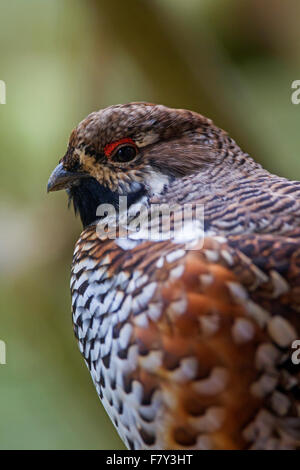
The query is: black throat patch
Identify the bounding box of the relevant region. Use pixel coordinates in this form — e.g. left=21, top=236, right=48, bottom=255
left=68, top=177, right=146, bottom=228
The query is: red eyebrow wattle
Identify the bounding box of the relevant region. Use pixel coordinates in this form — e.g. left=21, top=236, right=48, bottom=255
left=104, top=138, right=135, bottom=157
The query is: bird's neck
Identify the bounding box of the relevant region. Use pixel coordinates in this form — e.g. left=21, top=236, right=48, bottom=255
left=152, top=163, right=300, bottom=237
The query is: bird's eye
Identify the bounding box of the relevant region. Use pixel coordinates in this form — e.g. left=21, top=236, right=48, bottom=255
left=104, top=138, right=137, bottom=163
left=112, top=145, right=137, bottom=162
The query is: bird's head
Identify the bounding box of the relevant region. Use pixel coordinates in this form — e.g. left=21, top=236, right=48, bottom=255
left=47, top=102, right=232, bottom=227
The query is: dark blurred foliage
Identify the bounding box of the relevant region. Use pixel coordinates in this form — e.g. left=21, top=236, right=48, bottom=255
left=0, top=0, right=299, bottom=449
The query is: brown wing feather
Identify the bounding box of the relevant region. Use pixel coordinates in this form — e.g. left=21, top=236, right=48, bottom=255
left=144, top=235, right=300, bottom=449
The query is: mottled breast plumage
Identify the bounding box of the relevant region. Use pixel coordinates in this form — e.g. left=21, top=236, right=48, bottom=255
left=71, top=226, right=300, bottom=449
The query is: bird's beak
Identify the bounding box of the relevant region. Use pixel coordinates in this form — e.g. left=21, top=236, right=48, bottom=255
left=47, top=162, right=86, bottom=192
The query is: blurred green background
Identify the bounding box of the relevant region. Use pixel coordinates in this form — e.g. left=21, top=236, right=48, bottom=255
left=1, top=0, right=300, bottom=450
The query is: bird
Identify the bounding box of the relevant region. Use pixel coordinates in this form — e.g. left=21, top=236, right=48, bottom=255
left=47, top=102, right=300, bottom=450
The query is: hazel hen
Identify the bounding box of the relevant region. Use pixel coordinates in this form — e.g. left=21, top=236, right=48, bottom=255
left=48, top=102, right=300, bottom=450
